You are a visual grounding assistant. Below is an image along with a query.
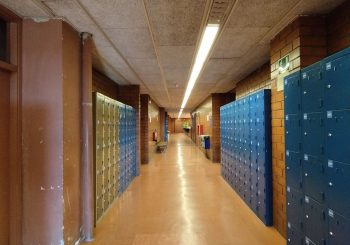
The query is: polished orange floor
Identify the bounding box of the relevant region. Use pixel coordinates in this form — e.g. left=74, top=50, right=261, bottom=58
left=89, top=133, right=285, bottom=245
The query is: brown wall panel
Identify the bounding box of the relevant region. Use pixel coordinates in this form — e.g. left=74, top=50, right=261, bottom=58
left=0, top=69, right=10, bottom=245
left=92, top=69, right=119, bottom=100
left=62, top=22, right=81, bottom=243
left=140, top=94, right=149, bottom=164
left=22, top=19, right=64, bottom=244
left=168, top=118, right=175, bottom=134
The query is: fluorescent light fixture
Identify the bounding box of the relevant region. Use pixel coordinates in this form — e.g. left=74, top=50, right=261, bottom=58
left=178, top=24, right=219, bottom=118
left=178, top=108, right=184, bottom=119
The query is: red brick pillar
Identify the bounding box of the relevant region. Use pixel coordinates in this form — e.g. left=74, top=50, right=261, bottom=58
left=140, top=94, right=149, bottom=164
left=211, top=93, right=235, bottom=163
left=270, top=16, right=327, bottom=236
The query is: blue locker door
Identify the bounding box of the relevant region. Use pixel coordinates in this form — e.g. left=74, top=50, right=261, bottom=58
left=324, top=52, right=350, bottom=111
left=326, top=109, right=350, bottom=164
left=287, top=186, right=304, bottom=231
left=285, top=114, right=301, bottom=152
left=326, top=160, right=350, bottom=218
left=303, top=155, right=326, bottom=203
left=301, top=62, right=323, bottom=113
left=287, top=222, right=304, bottom=245
left=328, top=209, right=350, bottom=245
left=286, top=150, right=303, bottom=191
left=302, top=112, right=325, bottom=157
left=284, top=71, right=301, bottom=115
left=304, top=196, right=327, bottom=245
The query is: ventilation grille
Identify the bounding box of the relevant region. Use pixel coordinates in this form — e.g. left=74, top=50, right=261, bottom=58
left=208, top=0, right=234, bottom=24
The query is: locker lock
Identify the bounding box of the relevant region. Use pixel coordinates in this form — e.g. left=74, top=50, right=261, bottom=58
left=329, top=232, right=334, bottom=236
left=305, top=173, right=308, bottom=177
left=305, top=215, right=309, bottom=219
left=327, top=84, right=331, bottom=89
left=328, top=133, right=332, bottom=137
left=329, top=182, right=333, bottom=187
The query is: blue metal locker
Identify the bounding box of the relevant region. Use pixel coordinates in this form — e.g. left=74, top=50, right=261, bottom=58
left=325, top=160, right=350, bottom=218
left=301, top=62, right=324, bottom=113
left=323, top=47, right=350, bottom=111
left=328, top=209, right=350, bottom=245
left=287, top=186, right=304, bottom=231
left=285, top=114, right=301, bottom=152
left=303, top=155, right=325, bottom=203
left=325, top=109, right=350, bottom=164
left=286, top=150, right=303, bottom=191
left=287, top=222, right=304, bottom=245
left=304, top=196, right=327, bottom=245
left=302, top=112, right=325, bottom=157
left=284, top=71, right=301, bottom=115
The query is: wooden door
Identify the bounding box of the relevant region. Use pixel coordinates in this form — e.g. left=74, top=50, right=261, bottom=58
left=0, top=69, right=10, bottom=245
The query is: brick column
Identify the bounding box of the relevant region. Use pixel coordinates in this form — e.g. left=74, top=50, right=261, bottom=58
left=140, top=94, right=149, bottom=164
left=118, top=85, right=141, bottom=175
left=270, top=16, right=327, bottom=236
left=159, top=107, right=165, bottom=141
left=211, top=93, right=235, bottom=163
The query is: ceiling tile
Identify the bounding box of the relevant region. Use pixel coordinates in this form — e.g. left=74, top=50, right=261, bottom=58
left=81, top=0, right=147, bottom=29
left=227, top=0, right=299, bottom=28
left=106, top=27, right=156, bottom=59
left=212, top=27, right=270, bottom=58
left=158, top=46, right=195, bottom=69
left=0, top=0, right=50, bottom=17
left=145, top=0, right=206, bottom=46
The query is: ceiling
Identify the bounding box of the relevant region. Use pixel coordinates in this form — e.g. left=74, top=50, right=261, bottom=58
left=0, top=0, right=345, bottom=117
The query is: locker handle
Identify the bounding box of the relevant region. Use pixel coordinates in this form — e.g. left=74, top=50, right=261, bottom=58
left=319, top=99, right=324, bottom=108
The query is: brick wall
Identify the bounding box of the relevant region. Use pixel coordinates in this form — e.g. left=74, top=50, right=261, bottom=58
left=211, top=93, right=235, bottom=163
left=92, top=69, right=119, bottom=99
left=270, top=16, right=327, bottom=236
left=327, top=1, right=350, bottom=55
left=118, top=85, right=141, bottom=175
left=234, top=16, right=328, bottom=237
left=235, top=63, right=271, bottom=98
left=140, top=94, right=149, bottom=164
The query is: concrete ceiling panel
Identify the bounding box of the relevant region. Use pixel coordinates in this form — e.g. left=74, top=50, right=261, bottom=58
left=106, top=27, right=156, bottom=59
left=212, top=27, right=270, bottom=58
left=128, top=58, right=161, bottom=76
left=227, top=0, right=299, bottom=28
left=145, top=0, right=206, bottom=46
left=0, top=0, right=50, bottom=17
left=81, top=0, right=147, bottom=29
left=158, top=46, right=195, bottom=69
left=163, top=68, right=190, bottom=85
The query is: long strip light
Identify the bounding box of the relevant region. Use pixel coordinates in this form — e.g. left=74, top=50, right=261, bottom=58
left=178, top=24, right=219, bottom=119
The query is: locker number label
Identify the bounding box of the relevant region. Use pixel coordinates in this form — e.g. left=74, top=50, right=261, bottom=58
left=303, top=113, right=308, bottom=120
left=304, top=154, right=309, bottom=161
left=327, top=111, right=333, bottom=118
left=328, top=209, right=334, bottom=218
left=328, top=160, right=334, bottom=168
left=305, top=196, right=310, bottom=203
left=302, top=73, right=307, bottom=79
left=326, top=62, right=332, bottom=70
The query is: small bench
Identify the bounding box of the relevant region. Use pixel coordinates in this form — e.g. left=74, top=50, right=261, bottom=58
left=156, top=141, right=168, bottom=153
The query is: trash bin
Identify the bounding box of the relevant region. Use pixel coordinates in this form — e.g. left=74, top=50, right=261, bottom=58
left=204, top=136, right=210, bottom=149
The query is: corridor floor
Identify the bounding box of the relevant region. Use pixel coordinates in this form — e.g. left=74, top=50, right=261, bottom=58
left=90, top=133, right=285, bottom=245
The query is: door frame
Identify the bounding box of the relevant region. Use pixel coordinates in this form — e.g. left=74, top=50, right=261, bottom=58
left=0, top=4, right=22, bottom=245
